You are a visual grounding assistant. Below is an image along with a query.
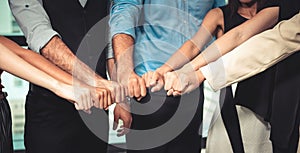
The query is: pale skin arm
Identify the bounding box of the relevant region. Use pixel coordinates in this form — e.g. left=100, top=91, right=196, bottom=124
left=0, top=43, right=94, bottom=110
left=189, top=7, right=279, bottom=70
left=143, top=8, right=224, bottom=92
left=0, top=36, right=113, bottom=110
left=41, top=36, right=125, bottom=103
left=164, top=7, right=279, bottom=95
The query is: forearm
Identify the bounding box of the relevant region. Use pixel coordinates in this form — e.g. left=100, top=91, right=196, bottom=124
left=189, top=7, right=279, bottom=70
left=0, top=36, right=73, bottom=85
left=158, top=40, right=201, bottom=74
left=112, top=34, right=135, bottom=76
left=202, top=13, right=300, bottom=90
left=0, top=43, right=60, bottom=94
left=41, top=36, right=104, bottom=86
left=214, top=7, right=279, bottom=56
left=107, top=58, right=116, bottom=80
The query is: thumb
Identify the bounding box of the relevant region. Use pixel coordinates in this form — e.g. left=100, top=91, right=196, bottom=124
left=74, top=103, right=80, bottom=110
left=150, top=72, right=160, bottom=86
left=151, top=78, right=164, bottom=92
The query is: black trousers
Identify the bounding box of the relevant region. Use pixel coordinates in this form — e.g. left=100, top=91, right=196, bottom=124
left=126, top=87, right=204, bottom=153
left=0, top=92, right=13, bottom=153
left=25, top=89, right=108, bottom=153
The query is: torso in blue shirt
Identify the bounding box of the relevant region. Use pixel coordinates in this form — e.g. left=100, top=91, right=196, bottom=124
left=111, top=0, right=226, bottom=76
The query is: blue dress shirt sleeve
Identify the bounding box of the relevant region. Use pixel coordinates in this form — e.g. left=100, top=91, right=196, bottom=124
left=213, top=0, right=227, bottom=8
left=109, top=0, right=144, bottom=40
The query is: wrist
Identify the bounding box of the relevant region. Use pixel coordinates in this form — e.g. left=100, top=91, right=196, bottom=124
left=156, top=66, right=171, bottom=75
left=117, top=102, right=131, bottom=111
left=196, top=70, right=205, bottom=84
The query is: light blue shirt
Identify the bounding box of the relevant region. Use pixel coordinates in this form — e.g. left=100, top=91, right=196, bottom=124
left=110, top=0, right=226, bottom=76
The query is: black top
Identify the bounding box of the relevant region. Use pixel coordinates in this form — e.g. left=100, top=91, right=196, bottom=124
left=220, top=0, right=279, bottom=119
left=221, top=0, right=279, bottom=33
left=223, top=0, right=300, bottom=149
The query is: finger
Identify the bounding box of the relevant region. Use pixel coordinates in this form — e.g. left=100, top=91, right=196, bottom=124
left=175, top=78, right=187, bottom=93
left=108, top=83, right=116, bottom=103
left=80, top=94, right=86, bottom=110
left=103, top=90, right=108, bottom=109
left=74, top=103, right=80, bottom=110
left=164, top=73, right=174, bottom=91
left=76, top=99, right=83, bottom=110
left=124, top=85, right=129, bottom=97
left=94, top=97, right=100, bottom=109
left=84, top=109, right=92, bottom=114
left=136, top=96, right=142, bottom=101
left=173, top=90, right=182, bottom=97
left=150, top=72, right=159, bottom=86
left=139, top=78, right=147, bottom=98
left=120, top=84, right=125, bottom=103
left=122, top=118, right=132, bottom=136
left=117, top=129, right=129, bottom=137
left=151, top=78, right=164, bottom=92
left=105, top=93, right=111, bottom=110
left=132, top=78, right=141, bottom=98
left=173, top=79, right=181, bottom=92
left=92, top=90, right=100, bottom=109
left=84, top=92, right=90, bottom=111
left=107, top=90, right=112, bottom=107
left=167, top=88, right=174, bottom=96
left=142, top=73, right=150, bottom=88
left=128, top=81, right=134, bottom=98
left=87, top=91, right=93, bottom=110
left=99, top=91, right=104, bottom=109
left=117, top=125, right=129, bottom=137
left=112, top=84, right=120, bottom=103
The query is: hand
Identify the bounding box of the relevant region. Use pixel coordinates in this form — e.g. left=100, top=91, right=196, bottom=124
left=142, top=71, right=164, bottom=92
left=96, top=79, right=126, bottom=103
left=164, top=69, right=205, bottom=96
left=128, top=72, right=147, bottom=100
left=55, top=82, right=94, bottom=114
left=113, top=103, right=132, bottom=136
left=118, top=71, right=146, bottom=101
left=92, top=87, right=113, bottom=110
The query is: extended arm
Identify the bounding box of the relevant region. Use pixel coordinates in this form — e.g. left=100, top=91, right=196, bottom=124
left=0, top=43, right=97, bottom=110
left=0, top=36, right=113, bottom=110
left=164, top=6, right=280, bottom=95
left=109, top=0, right=144, bottom=135
left=143, top=8, right=223, bottom=92
left=190, top=7, right=279, bottom=70
left=9, top=0, right=124, bottom=102
left=157, top=8, right=224, bottom=74
left=110, top=0, right=146, bottom=99
left=201, top=12, right=300, bottom=90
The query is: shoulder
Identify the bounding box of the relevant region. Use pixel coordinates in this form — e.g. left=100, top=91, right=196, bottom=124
left=202, top=7, right=224, bottom=31
left=205, top=8, right=224, bottom=20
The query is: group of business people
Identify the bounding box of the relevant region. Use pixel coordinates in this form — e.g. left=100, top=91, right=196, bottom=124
left=0, top=0, right=299, bottom=153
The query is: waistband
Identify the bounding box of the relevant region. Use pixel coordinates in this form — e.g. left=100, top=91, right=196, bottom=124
left=0, top=92, right=8, bottom=100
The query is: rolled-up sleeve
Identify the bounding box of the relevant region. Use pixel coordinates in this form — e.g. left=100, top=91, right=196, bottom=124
left=213, top=0, right=226, bottom=8
left=109, top=0, right=143, bottom=40
left=201, top=12, right=300, bottom=91
left=9, top=0, right=60, bottom=53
